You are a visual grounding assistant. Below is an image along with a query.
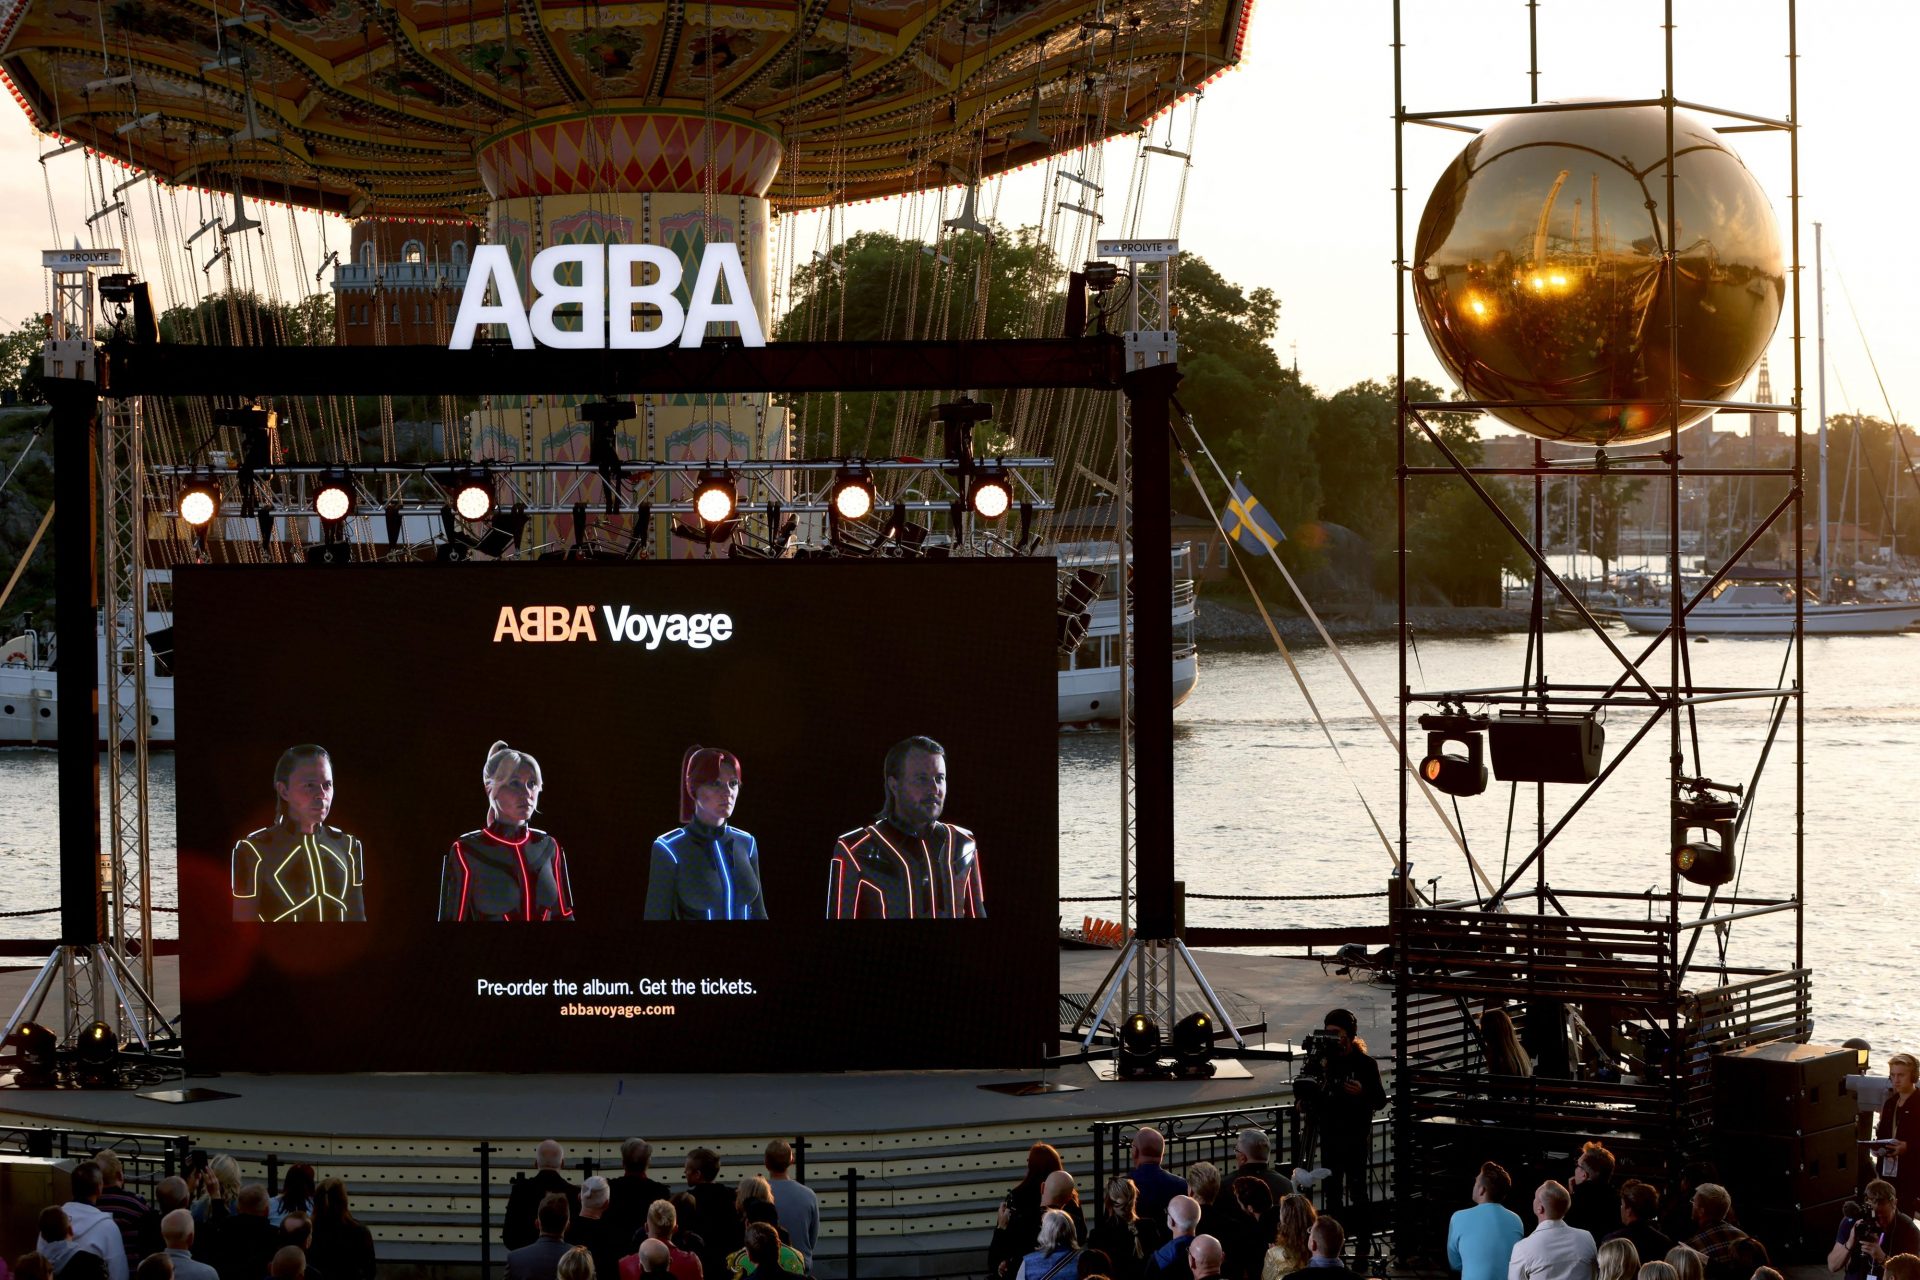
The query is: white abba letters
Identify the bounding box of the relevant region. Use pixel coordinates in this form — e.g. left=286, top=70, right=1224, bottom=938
left=449, top=242, right=766, bottom=350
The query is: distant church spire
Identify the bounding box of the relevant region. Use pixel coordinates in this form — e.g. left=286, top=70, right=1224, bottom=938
left=1751, top=355, right=1779, bottom=442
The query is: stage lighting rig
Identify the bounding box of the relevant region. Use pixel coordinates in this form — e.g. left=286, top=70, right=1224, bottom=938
left=1117, top=1012, right=1164, bottom=1079
left=693, top=469, right=737, bottom=527
left=74, top=1019, right=119, bottom=1088
left=218, top=404, right=277, bottom=513
left=1674, top=778, right=1742, bottom=887
left=831, top=462, right=877, bottom=521
left=969, top=464, right=1013, bottom=520
left=1418, top=705, right=1490, bottom=798
left=313, top=467, right=355, bottom=526
left=176, top=472, right=219, bottom=528
left=934, top=396, right=993, bottom=471
left=7, top=1020, right=57, bottom=1087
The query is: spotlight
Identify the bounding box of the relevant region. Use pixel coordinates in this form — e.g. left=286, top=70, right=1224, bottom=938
left=969, top=465, right=1012, bottom=520
left=75, top=1020, right=117, bottom=1068
left=693, top=469, right=737, bottom=527
left=1488, top=711, right=1603, bottom=784
left=1117, top=1012, right=1164, bottom=1079
left=313, top=468, right=355, bottom=525
left=176, top=475, right=219, bottom=528
left=473, top=505, right=530, bottom=559
left=1674, top=780, right=1741, bottom=887
left=1171, top=1011, right=1217, bottom=1077
left=9, top=1020, right=57, bottom=1086
left=832, top=462, right=876, bottom=520
left=1418, top=711, right=1489, bottom=798
left=449, top=469, right=494, bottom=521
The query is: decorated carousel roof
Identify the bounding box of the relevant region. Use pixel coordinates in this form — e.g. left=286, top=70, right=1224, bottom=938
left=0, top=0, right=1249, bottom=217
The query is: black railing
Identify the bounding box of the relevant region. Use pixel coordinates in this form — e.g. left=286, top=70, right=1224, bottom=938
left=0, top=1125, right=191, bottom=1203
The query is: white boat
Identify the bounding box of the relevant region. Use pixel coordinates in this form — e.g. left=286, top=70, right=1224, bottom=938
left=1615, top=581, right=1920, bottom=636
left=0, top=614, right=177, bottom=747
left=1058, top=544, right=1200, bottom=725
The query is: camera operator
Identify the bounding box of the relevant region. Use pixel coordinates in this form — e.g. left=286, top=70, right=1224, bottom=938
left=1878, top=1054, right=1920, bottom=1213
left=1828, top=1180, right=1920, bottom=1280
left=1308, top=1009, right=1386, bottom=1259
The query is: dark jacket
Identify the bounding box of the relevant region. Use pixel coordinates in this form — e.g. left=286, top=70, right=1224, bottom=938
left=568, top=1214, right=628, bottom=1280
left=1880, top=1090, right=1920, bottom=1211
left=1603, top=1220, right=1672, bottom=1263
left=1565, top=1181, right=1616, bottom=1243
left=645, top=822, right=767, bottom=920
left=827, top=818, right=985, bottom=918
left=505, top=1171, right=583, bottom=1251
left=1315, top=1049, right=1387, bottom=1154
left=308, top=1219, right=377, bottom=1280
left=507, top=1235, right=576, bottom=1280
left=687, top=1183, right=741, bottom=1279
left=1148, top=1234, right=1194, bottom=1280
left=1129, top=1165, right=1191, bottom=1235
left=210, top=1214, right=280, bottom=1280
left=1233, top=1164, right=1296, bottom=1205
left=1086, top=1214, right=1148, bottom=1280
left=608, top=1175, right=673, bottom=1247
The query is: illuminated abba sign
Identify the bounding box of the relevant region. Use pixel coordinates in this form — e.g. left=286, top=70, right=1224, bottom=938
left=448, top=242, right=767, bottom=350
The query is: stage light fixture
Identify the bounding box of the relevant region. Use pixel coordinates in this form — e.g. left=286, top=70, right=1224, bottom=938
left=832, top=463, right=876, bottom=520
left=176, top=475, right=218, bottom=528
left=313, top=468, right=355, bottom=525
left=10, top=1020, right=57, bottom=1086
left=1674, top=781, right=1741, bottom=888
left=75, top=1020, right=117, bottom=1067
left=1057, top=568, right=1106, bottom=655
left=693, top=469, right=737, bottom=526
left=451, top=470, right=494, bottom=522
left=1171, top=1011, right=1217, bottom=1077
left=1117, top=1011, right=1164, bottom=1079
left=1488, top=711, right=1604, bottom=784
left=1418, top=711, right=1490, bottom=798
left=969, top=465, right=1012, bottom=520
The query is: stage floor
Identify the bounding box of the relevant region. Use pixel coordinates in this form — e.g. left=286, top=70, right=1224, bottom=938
left=0, top=947, right=1390, bottom=1135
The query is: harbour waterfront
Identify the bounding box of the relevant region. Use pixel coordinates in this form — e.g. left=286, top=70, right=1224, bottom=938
left=2, top=629, right=1913, bottom=1053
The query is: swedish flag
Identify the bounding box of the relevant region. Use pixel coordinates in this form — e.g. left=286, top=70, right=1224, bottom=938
left=1224, top=473, right=1286, bottom=552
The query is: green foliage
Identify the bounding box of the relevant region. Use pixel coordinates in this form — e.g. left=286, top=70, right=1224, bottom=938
left=159, top=290, right=336, bottom=346
left=775, top=226, right=1063, bottom=459
left=0, top=316, right=50, bottom=405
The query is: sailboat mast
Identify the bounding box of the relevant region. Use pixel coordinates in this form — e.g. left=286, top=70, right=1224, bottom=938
left=1816, top=221, right=1829, bottom=602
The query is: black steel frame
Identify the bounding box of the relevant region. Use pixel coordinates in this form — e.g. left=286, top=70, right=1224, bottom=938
left=1389, top=0, right=1807, bottom=1253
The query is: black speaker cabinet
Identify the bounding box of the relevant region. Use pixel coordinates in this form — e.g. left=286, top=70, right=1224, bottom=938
left=1715, top=1123, right=1858, bottom=1208
left=1738, top=1195, right=1850, bottom=1262
left=1714, top=1042, right=1859, bottom=1134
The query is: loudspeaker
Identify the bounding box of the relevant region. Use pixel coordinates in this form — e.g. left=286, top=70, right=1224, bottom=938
left=1737, top=1196, right=1850, bottom=1262
left=1715, top=1123, right=1857, bottom=1207
left=1487, top=712, right=1603, bottom=783
left=0, top=1155, right=73, bottom=1261
left=1714, top=1042, right=1859, bottom=1134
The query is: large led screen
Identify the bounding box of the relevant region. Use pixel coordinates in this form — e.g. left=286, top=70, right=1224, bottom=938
left=174, top=561, right=1058, bottom=1072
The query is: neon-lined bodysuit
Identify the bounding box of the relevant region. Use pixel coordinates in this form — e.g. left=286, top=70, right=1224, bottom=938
left=826, top=817, right=985, bottom=919
left=437, top=822, right=577, bottom=922
left=231, top=818, right=366, bottom=922
left=643, top=820, right=767, bottom=920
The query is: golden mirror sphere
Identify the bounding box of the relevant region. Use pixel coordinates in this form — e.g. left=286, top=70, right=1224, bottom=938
left=1412, top=102, right=1784, bottom=446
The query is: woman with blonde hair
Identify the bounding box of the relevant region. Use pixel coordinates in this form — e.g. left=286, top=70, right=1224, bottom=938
left=557, top=1247, right=596, bottom=1280
left=1637, top=1264, right=1679, bottom=1280
left=438, top=741, right=577, bottom=922
left=1262, top=1195, right=1316, bottom=1280
left=1482, top=1009, right=1532, bottom=1077
left=1597, top=1238, right=1640, bottom=1280
left=1665, top=1245, right=1707, bottom=1280
left=1086, top=1176, right=1145, bottom=1280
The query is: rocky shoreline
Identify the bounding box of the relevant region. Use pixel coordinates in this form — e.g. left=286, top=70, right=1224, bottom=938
left=1196, top=598, right=1574, bottom=645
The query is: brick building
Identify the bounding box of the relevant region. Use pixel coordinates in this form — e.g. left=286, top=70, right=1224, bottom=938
left=331, top=220, right=477, bottom=345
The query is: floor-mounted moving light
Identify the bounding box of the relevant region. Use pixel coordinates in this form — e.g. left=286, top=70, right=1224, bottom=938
left=1117, top=1012, right=1163, bottom=1078
left=1171, top=1011, right=1217, bottom=1078
left=1418, top=711, right=1489, bottom=797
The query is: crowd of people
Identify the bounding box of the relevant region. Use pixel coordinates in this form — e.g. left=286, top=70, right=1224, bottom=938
left=984, top=1126, right=1352, bottom=1280
left=7, top=1151, right=375, bottom=1280
left=1447, top=1140, right=1920, bottom=1280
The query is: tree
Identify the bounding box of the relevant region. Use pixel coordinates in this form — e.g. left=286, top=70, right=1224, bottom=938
left=159, top=290, right=336, bottom=346
left=0, top=316, right=50, bottom=404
